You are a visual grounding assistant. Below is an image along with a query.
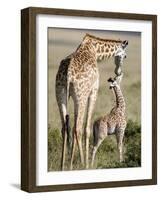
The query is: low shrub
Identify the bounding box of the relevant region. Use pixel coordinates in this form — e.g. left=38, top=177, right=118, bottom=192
left=48, top=120, right=141, bottom=171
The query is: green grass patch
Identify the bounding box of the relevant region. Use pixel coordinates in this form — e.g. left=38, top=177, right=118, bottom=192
left=48, top=120, right=141, bottom=171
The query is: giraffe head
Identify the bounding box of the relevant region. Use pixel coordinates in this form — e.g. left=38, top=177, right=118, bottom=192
left=108, top=77, right=119, bottom=89
left=108, top=73, right=124, bottom=89
left=114, top=40, right=128, bottom=65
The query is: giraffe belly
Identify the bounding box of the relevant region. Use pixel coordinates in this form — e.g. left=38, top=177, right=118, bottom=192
left=108, top=126, right=115, bottom=135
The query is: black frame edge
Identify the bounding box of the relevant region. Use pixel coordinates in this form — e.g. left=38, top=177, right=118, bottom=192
left=21, top=8, right=30, bottom=192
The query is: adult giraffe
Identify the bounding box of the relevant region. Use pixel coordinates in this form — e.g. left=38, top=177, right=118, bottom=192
left=55, top=33, right=128, bottom=170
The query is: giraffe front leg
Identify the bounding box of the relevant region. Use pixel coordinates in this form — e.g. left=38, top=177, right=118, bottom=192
left=85, top=83, right=98, bottom=169
left=118, top=143, right=123, bottom=162
left=116, top=128, right=125, bottom=162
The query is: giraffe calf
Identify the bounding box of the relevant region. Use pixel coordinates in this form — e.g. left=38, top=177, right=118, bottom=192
left=91, top=74, right=126, bottom=168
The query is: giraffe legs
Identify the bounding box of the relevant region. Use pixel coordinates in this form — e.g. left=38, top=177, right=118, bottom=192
left=76, top=133, right=84, bottom=166
left=70, top=102, right=86, bottom=170
left=85, top=81, right=99, bottom=169
left=61, top=125, right=67, bottom=170
left=70, top=134, right=76, bottom=170
left=91, top=137, right=105, bottom=168
left=56, top=86, right=68, bottom=170
left=116, top=128, right=125, bottom=162
left=58, top=108, right=67, bottom=170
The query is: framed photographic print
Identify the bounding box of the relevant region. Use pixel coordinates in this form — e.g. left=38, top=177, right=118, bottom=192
left=21, top=7, right=157, bottom=192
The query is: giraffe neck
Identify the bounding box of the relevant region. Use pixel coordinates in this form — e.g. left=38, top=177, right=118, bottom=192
left=94, top=40, right=121, bottom=60
left=113, top=86, right=125, bottom=112
left=83, top=34, right=122, bottom=61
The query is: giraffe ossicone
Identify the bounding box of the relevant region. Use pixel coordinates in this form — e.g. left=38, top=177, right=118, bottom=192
left=55, top=33, right=128, bottom=170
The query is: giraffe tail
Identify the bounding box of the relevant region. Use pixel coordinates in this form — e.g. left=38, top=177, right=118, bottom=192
left=93, top=122, right=98, bottom=146
left=66, top=73, right=71, bottom=151
left=65, top=114, right=71, bottom=151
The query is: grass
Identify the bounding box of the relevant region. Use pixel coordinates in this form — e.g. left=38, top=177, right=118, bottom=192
left=48, top=120, right=141, bottom=171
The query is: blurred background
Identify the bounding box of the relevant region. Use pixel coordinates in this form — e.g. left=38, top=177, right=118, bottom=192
left=48, top=28, right=141, bottom=171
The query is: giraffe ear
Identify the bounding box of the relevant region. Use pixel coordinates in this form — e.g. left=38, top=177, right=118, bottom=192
left=122, top=40, right=128, bottom=49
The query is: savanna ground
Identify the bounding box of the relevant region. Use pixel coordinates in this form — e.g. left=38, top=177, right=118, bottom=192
left=48, top=28, right=141, bottom=171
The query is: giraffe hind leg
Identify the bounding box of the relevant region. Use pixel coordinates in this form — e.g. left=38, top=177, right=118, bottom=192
left=56, top=87, right=69, bottom=170
left=70, top=134, right=76, bottom=170
left=70, top=100, right=86, bottom=169
left=58, top=104, right=67, bottom=171
left=91, top=137, right=105, bottom=168
left=91, top=121, right=107, bottom=168
left=85, top=81, right=99, bottom=169
left=61, top=125, right=67, bottom=170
